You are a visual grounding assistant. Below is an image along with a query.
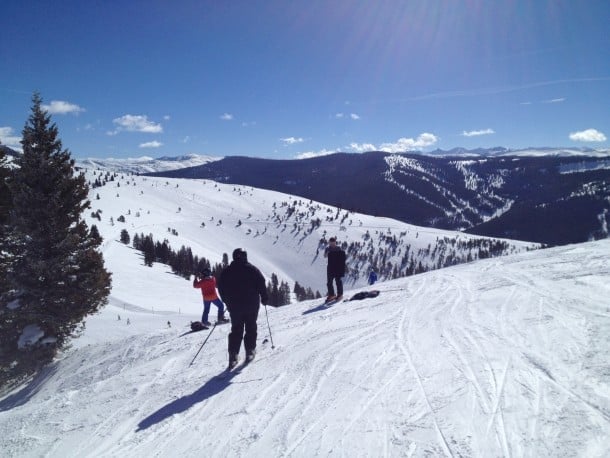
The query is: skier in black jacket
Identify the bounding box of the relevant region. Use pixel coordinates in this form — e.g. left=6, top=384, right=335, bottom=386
left=218, top=248, right=268, bottom=367
left=324, top=237, right=346, bottom=301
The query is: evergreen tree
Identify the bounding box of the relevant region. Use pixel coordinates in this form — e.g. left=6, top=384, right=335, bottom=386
left=294, top=281, right=305, bottom=301
left=266, top=274, right=291, bottom=306
left=1, top=93, right=111, bottom=386
left=90, top=225, right=103, bottom=245
left=268, top=273, right=280, bottom=306
left=132, top=233, right=141, bottom=250
left=142, top=234, right=156, bottom=266
left=0, top=142, right=11, bottom=226
left=119, top=229, right=130, bottom=245
left=279, top=281, right=291, bottom=306
left=0, top=142, right=13, bottom=300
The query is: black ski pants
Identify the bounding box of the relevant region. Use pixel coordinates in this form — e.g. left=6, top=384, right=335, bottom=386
left=228, top=306, right=259, bottom=355
left=327, top=272, right=343, bottom=297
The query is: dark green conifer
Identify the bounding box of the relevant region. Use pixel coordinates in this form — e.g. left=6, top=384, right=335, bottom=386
left=1, top=93, right=111, bottom=385
left=0, top=142, right=13, bottom=300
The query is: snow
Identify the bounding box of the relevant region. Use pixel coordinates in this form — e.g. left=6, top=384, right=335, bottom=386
left=17, top=325, right=44, bottom=349
left=7, top=299, right=21, bottom=310
left=506, top=148, right=610, bottom=158
left=76, top=154, right=222, bottom=174
left=0, top=169, right=608, bottom=457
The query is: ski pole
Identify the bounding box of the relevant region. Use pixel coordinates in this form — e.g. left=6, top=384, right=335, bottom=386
left=189, top=322, right=217, bottom=366
left=263, top=304, right=275, bottom=349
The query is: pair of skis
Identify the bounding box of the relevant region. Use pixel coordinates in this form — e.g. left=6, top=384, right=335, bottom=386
left=323, top=295, right=343, bottom=306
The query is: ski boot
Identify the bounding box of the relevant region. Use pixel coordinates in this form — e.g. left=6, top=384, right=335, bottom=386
left=228, top=352, right=239, bottom=370
left=245, top=349, right=256, bottom=363
left=216, top=312, right=230, bottom=325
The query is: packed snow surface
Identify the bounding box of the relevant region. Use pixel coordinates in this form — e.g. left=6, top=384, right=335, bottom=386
left=0, top=170, right=605, bottom=456
left=1, top=239, right=609, bottom=457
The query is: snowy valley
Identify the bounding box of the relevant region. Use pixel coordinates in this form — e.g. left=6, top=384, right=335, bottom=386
left=0, top=169, right=608, bottom=457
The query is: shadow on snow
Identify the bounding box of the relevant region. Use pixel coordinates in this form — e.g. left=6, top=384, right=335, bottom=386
left=302, top=302, right=336, bottom=315
left=0, top=363, right=59, bottom=412
left=136, top=366, right=258, bottom=431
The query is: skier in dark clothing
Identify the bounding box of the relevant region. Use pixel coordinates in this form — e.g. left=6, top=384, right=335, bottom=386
left=324, top=237, right=346, bottom=301
left=218, top=248, right=268, bottom=368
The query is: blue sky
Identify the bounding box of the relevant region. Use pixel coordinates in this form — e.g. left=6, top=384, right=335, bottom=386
left=1, top=0, right=609, bottom=159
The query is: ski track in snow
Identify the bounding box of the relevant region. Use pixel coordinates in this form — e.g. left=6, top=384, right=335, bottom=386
left=1, top=240, right=610, bottom=455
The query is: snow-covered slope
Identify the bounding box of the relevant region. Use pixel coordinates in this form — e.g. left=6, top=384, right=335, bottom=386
left=81, top=170, right=537, bottom=295
left=1, top=170, right=607, bottom=457
left=1, top=238, right=608, bottom=457
left=77, top=154, right=222, bottom=174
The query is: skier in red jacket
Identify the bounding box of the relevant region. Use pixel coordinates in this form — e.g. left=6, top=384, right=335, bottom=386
left=193, top=269, right=229, bottom=326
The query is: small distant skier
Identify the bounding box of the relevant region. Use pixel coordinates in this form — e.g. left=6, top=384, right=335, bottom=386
left=324, top=237, right=346, bottom=302
left=193, top=268, right=229, bottom=326
left=368, top=268, right=378, bottom=285
left=218, top=249, right=268, bottom=368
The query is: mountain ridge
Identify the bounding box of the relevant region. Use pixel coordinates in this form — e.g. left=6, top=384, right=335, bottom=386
left=145, top=151, right=610, bottom=246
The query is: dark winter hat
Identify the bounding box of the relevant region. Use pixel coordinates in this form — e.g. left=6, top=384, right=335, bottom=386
left=329, top=237, right=336, bottom=243
left=232, top=248, right=248, bottom=262
left=202, top=268, right=211, bottom=277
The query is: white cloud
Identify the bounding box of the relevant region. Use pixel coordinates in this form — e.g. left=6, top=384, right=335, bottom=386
left=280, top=137, right=304, bottom=145
left=109, top=115, right=163, bottom=135
left=296, top=149, right=337, bottom=159
left=42, top=100, right=85, bottom=115
left=462, top=128, right=495, bottom=137
left=543, top=98, right=566, bottom=104
left=296, top=133, right=439, bottom=159
left=0, top=126, right=22, bottom=150
left=348, top=142, right=377, bottom=153
left=139, top=141, right=163, bottom=148
left=569, top=128, right=607, bottom=142
left=349, top=133, right=438, bottom=153
left=163, top=115, right=171, bottom=120
left=182, top=136, right=191, bottom=143
left=220, top=113, right=233, bottom=121
left=335, top=112, right=360, bottom=120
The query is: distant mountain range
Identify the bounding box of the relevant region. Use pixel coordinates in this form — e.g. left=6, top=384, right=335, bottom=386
left=142, top=148, right=610, bottom=246
left=424, top=146, right=610, bottom=158
left=76, top=154, right=222, bottom=174
left=5, top=145, right=610, bottom=246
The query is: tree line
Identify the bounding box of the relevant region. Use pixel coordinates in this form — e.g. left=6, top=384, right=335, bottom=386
left=123, top=230, right=318, bottom=306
